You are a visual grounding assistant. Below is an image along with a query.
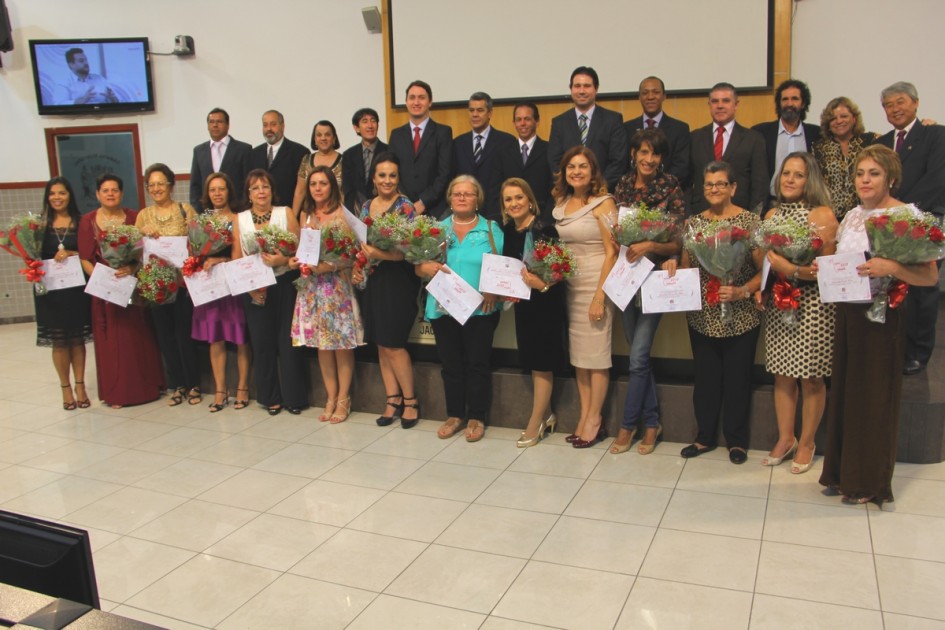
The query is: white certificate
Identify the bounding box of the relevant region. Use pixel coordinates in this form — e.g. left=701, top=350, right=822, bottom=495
left=816, top=252, right=872, bottom=303
left=84, top=262, right=137, bottom=307
left=478, top=253, right=531, bottom=300
left=184, top=264, right=232, bottom=307
left=223, top=254, right=277, bottom=295
left=296, top=228, right=322, bottom=266
left=603, top=247, right=655, bottom=311
left=343, top=207, right=368, bottom=244
left=641, top=268, right=702, bottom=313
left=142, top=236, right=189, bottom=268
left=761, top=256, right=772, bottom=292
left=40, top=256, right=85, bottom=291
left=427, top=266, right=484, bottom=325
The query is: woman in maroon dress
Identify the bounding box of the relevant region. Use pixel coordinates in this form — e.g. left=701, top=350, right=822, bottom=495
left=77, top=173, right=164, bottom=408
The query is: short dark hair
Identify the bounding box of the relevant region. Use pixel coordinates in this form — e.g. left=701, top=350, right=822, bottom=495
left=775, top=79, right=812, bottom=121
left=469, top=91, right=493, bottom=110
left=570, top=66, right=599, bottom=89
left=200, top=171, right=236, bottom=211
left=352, top=107, right=379, bottom=126
left=243, top=169, right=275, bottom=210
left=42, top=177, right=80, bottom=227
left=704, top=160, right=734, bottom=182
left=144, top=163, right=175, bottom=190
left=207, top=108, right=229, bottom=124
left=406, top=80, right=433, bottom=101
left=96, top=173, right=123, bottom=192
left=629, top=128, right=669, bottom=156
left=512, top=102, right=540, bottom=121
left=65, top=48, right=84, bottom=64
left=710, top=82, right=737, bottom=99
left=639, top=76, right=666, bottom=92
left=310, top=120, right=341, bottom=151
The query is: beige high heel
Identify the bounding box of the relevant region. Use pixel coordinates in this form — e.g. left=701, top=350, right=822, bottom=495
left=761, top=438, right=798, bottom=466
left=517, top=413, right=556, bottom=448
left=609, top=427, right=637, bottom=455
left=637, top=424, right=663, bottom=455
left=790, top=443, right=815, bottom=474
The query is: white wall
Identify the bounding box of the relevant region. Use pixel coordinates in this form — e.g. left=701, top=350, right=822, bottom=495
left=0, top=0, right=386, bottom=182
left=792, top=0, right=945, bottom=133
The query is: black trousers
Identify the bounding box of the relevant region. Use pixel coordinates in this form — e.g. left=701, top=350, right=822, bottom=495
left=430, top=312, right=499, bottom=422
left=688, top=325, right=759, bottom=450
left=150, top=288, right=198, bottom=391
left=904, top=259, right=942, bottom=363
left=242, top=272, right=309, bottom=408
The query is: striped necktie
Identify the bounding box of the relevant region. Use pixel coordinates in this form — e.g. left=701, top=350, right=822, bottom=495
left=474, top=134, right=483, bottom=164
left=578, top=114, right=588, bottom=146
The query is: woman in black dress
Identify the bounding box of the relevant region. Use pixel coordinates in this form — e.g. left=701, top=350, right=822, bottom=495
left=34, top=177, right=92, bottom=410
left=500, top=178, right=567, bottom=447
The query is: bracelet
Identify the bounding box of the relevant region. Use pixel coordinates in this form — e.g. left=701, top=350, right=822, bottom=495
left=792, top=265, right=800, bottom=280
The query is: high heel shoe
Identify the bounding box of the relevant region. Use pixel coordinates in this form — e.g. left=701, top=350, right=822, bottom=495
left=208, top=391, right=229, bottom=413
left=61, top=384, right=77, bottom=411
left=329, top=397, right=351, bottom=424
left=565, top=434, right=580, bottom=443
left=572, top=425, right=606, bottom=449
left=400, top=397, right=421, bottom=429
left=608, top=427, right=637, bottom=455
left=376, top=394, right=403, bottom=427
left=761, top=438, right=798, bottom=466
left=74, top=381, right=91, bottom=409
left=637, top=424, right=663, bottom=455
left=319, top=399, right=336, bottom=422
left=233, top=388, right=250, bottom=410
left=790, top=443, right=815, bottom=474
left=517, top=413, right=556, bottom=448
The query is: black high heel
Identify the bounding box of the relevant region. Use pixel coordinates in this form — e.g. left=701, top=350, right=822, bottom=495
left=74, top=381, right=91, bottom=409
left=376, top=394, right=404, bottom=427
left=400, top=396, right=421, bottom=429
left=209, top=391, right=229, bottom=413
left=572, top=425, right=606, bottom=449
left=61, top=384, right=76, bottom=411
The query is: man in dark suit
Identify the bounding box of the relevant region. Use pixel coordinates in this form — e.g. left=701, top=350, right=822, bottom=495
left=751, top=79, right=821, bottom=207
left=341, top=107, right=388, bottom=212
left=623, top=76, right=691, bottom=187
left=190, top=107, right=252, bottom=211
left=250, top=110, right=309, bottom=208
left=451, top=91, right=516, bottom=220
left=877, top=82, right=945, bottom=375
left=494, top=102, right=554, bottom=222
left=689, top=83, right=767, bottom=214
left=548, top=66, right=628, bottom=191
left=388, top=80, right=453, bottom=217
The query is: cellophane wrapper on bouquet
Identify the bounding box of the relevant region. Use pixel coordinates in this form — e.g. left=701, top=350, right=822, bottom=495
left=136, top=257, right=179, bottom=305
left=753, top=216, right=824, bottom=326
left=97, top=225, right=144, bottom=269
left=183, top=213, right=233, bottom=276
left=395, top=215, right=447, bottom=263
left=611, top=203, right=677, bottom=247
left=523, top=237, right=578, bottom=285
left=685, top=221, right=752, bottom=324
left=0, top=213, right=48, bottom=295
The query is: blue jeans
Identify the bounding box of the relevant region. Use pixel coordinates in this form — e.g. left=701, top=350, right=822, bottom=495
left=621, top=302, right=662, bottom=429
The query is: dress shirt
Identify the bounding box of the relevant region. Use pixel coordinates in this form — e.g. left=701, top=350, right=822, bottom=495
left=57, top=73, right=114, bottom=105
left=266, top=137, right=285, bottom=163
left=211, top=136, right=232, bottom=172
left=643, top=111, right=665, bottom=128
left=770, top=120, right=808, bottom=195
left=711, top=121, right=736, bottom=156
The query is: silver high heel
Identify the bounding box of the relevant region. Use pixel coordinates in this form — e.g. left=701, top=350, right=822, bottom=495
left=790, top=443, right=816, bottom=474
left=761, top=438, right=797, bottom=466
left=517, top=413, right=556, bottom=448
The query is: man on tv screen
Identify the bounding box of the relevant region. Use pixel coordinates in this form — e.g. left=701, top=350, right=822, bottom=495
left=56, top=47, right=118, bottom=105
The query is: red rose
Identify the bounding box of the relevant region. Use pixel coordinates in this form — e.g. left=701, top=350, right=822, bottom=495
left=413, top=229, right=423, bottom=238
left=551, top=263, right=561, bottom=271
left=811, top=236, right=824, bottom=250
left=118, top=236, right=129, bottom=245
left=910, top=224, right=927, bottom=239
left=705, top=236, right=716, bottom=247
left=325, top=238, right=335, bottom=249
left=929, top=226, right=945, bottom=243
left=364, top=217, right=374, bottom=226
left=893, top=221, right=910, bottom=237
left=430, top=227, right=441, bottom=236
left=168, top=282, right=178, bottom=292
left=873, top=215, right=890, bottom=229
left=157, top=279, right=166, bottom=288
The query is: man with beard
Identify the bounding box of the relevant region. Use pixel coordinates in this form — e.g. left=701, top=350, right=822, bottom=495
left=251, top=110, right=310, bottom=207
left=752, top=79, right=821, bottom=209
left=56, top=47, right=118, bottom=105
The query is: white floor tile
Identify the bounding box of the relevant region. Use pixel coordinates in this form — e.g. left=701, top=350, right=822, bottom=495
left=93, top=537, right=196, bottom=602
left=268, top=479, right=385, bottom=526
left=615, top=577, right=752, bottom=630
left=346, top=594, right=485, bottom=630
left=0, top=464, right=63, bottom=503
left=639, top=528, right=760, bottom=591
left=319, top=451, right=426, bottom=490
left=477, top=471, right=584, bottom=514
left=74, top=449, right=179, bottom=485
left=676, top=456, right=771, bottom=498
left=436, top=503, right=558, bottom=559
left=660, top=489, right=766, bottom=539
left=590, top=449, right=686, bottom=488
left=196, top=468, right=309, bottom=511
left=129, top=499, right=258, bottom=551
left=876, top=555, right=945, bottom=621
left=533, top=515, right=655, bottom=574
left=564, top=479, right=672, bottom=526
left=750, top=593, right=884, bottom=629
left=394, top=460, right=502, bottom=502
left=251, top=442, right=355, bottom=478
left=870, top=510, right=945, bottom=563
left=508, top=443, right=604, bottom=479
left=67, top=486, right=187, bottom=535
left=883, top=612, right=945, bottom=629
left=433, top=435, right=525, bottom=469
left=347, top=491, right=466, bottom=542
left=763, top=498, right=873, bottom=552
left=2, top=474, right=122, bottom=519
left=132, top=458, right=242, bottom=498
left=205, top=513, right=338, bottom=571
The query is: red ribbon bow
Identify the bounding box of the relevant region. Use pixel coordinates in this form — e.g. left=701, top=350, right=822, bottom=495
left=19, top=258, right=45, bottom=283
left=705, top=277, right=721, bottom=306
left=772, top=278, right=801, bottom=311
left=888, top=279, right=909, bottom=309
left=181, top=255, right=203, bottom=277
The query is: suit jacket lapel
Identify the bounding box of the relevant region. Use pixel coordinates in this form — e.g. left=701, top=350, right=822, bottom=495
left=416, top=121, right=436, bottom=158
left=722, top=125, right=744, bottom=161
left=901, top=124, right=923, bottom=163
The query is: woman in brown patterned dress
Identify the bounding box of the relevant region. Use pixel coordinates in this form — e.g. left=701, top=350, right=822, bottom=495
left=811, top=97, right=875, bottom=221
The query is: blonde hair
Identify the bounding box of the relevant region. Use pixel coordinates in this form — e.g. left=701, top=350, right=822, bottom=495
left=499, top=178, right=540, bottom=225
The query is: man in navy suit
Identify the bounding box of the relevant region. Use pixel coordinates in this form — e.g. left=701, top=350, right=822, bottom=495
left=623, top=76, right=691, bottom=187
left=877, top=82, right=945, bottom=375
left=548, top=66, right=628, bottom=191
left=190, top=108, right=252, bottom=211
left=250, top=110, right=309, bottom=208
left=341, top=108, right=388, bottom=212
left=751, top=79, right=821, bottom=208
left=495, top=102, right=554, bottom=222
left=388, top=80, right=453, bottom=217
left=452, top=92, right=516, bottom=220
left=689, top=83, right=767, bottom=214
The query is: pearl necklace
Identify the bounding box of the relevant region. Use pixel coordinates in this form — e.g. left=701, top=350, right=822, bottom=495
left=452, top=214, right=478, bottom=225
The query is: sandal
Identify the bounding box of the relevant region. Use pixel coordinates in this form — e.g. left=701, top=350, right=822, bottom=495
left=465, top=419, right=485, bottom=442
left=319, top=399, right=337, bottom=422
left=74, top=381, right=91, bottom=408
left=329, top=397, right=351, bottom=424
left=233, top=388, right=250, bottom=410
left=187, top=387, right=203, bottom=405
left=209, top=391, right=229, bottom=413
left=609, top=427, right=637, bottom=455
left=437, top=417, right=464, bottom=439
left=167, top=387, right=185, bottom=407
left=61, top=384, right=77, bottom=411
left=376, top=393, right=404, bottom=427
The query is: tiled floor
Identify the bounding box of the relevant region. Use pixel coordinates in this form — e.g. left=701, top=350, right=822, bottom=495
left=1, top=321, right=945, bottom=629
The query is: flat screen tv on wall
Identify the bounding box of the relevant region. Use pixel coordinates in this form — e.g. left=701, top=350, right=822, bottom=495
left=29, top=37, right=155, bottom=116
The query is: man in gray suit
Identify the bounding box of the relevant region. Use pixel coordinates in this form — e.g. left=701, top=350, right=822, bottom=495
left=190, top=108, right=252, bottom=210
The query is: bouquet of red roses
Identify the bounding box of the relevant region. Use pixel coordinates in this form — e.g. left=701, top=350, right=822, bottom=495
left=97, top=225, right=143, bottom=269
left=612, top=204, right=677, bottom=246
left=524, top=238, right=577, bottom=284
left=182, top=213, right=232, bottom=277
left=136, top=257, right=179, bottom=305
left=686, top=221, right=752, bottom=323
left=754, top=216, right=825, bottom=326
left=365, top=211, right=408, bottom=252
left=253, top=224, right=298, bottom=257
left=395, top=215, right=447, bottom=263
left=320, top=222, right=359, bottom=264
left=0, top=213, right=48, bottom=295
left=864, top=207, right=945, bottom=323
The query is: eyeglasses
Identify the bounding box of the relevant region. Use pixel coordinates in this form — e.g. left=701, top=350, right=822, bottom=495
left=451, top=192, right=476, bottom=199
left=703, top=182, right=731, bottom=190
left=147, top=182, right=169, bottom=189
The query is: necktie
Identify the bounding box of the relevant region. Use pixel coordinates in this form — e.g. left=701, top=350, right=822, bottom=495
left=413, top=126, right=421, bottom=154
left=578, top=114, right=589, bottom=146
left=646, top=119, right=656, bottom=129
left=267, top=145, right=274, bottom=168
left=521, top=143, right=529, bottom=166
left=714, top=126, right=725, bottom=161
left=895, top=130, right=906, bottom=153
left=363, top=147, right=373, bottom=179
left=473, top=135, right=483, bottom=164
left=212, top=141, right=224, bottom=172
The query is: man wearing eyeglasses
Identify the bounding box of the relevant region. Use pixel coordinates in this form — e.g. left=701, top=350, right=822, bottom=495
left=688, top=83, right=767, bottom=215
left=190, top=107, right=253, bottom=211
